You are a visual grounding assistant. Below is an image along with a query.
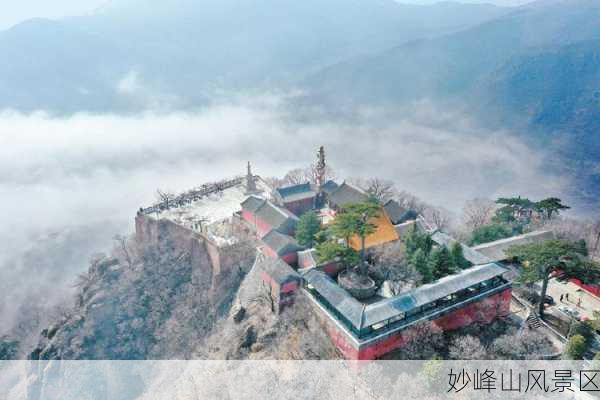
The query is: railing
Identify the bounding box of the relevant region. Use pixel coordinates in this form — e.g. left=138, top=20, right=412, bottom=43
left=360, top=281, right=512, bottom=342
left=304, top=277, right=512, bottom=344
left=139, top=176, right=244, bottom=215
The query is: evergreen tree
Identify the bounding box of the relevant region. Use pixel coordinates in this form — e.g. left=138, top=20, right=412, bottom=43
left=411, top=248, right=433, bottom=284
left=534, top=197, right=570, bottom=220
left=470, top=223, right=513, bottom=246
left=565, top=334, right=587, bottom=360
left=428, top=247, right=455, bottom=280
left=574, top=239, right=588, bottom=257
left=405, top=224, right=434, bottom=258
left=450, top=242, right=471, bottom=270
left=507, top=239, right=594, bottom=318
left=316, top=240, right=359, bottom=267
left=295, top=211, right=321, bottom=248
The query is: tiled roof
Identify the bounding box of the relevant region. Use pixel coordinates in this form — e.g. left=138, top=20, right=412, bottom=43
left=275, top=183, right=316, bottom=203
left=297, top=248, right=318, bottom=269
left=241, top=195, right=265, bottom=213
left=321, top=180, right=339, bottom=195
left=472, top=230, right=555, bottom=262
left=328, top=182, right=369, bottom=208
left=262, top=230, right=302, bottom=256
left=363, top=263, right=508, bottom=327
left=257, top=253, right=300, bottom=285
left=383, top=200, right=407, bottom=225
left=255, top=200, right=299, bottom=230
left=305, top=262, right=507, bottom=331
left=303, top=269, right=365, bottom=329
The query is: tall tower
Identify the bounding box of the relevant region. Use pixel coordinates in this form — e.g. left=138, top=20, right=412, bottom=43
left=316, top=146, right=326, bottom=191
left=245, top=161, right=258, bottom=194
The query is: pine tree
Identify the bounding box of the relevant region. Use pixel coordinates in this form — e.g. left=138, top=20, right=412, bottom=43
left=450, top=242, right=471, bottom=270
left=405, top=224, right=434, bottom=258
left=428, top=247, right=455, bottom=280
left=295, top=211, right=321, bottom=248
left=411, top=248, right=433, bottom=284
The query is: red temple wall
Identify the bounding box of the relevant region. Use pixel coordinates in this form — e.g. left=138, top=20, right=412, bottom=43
left=355, top=288, right=512, bottom=360
left=314, top=287, right=512, bottom=360
left=283, top=197, right=315, bottom=216
left=241, top=209, right=276, bottom=238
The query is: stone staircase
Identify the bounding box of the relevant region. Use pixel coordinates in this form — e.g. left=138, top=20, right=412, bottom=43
left=526, top=313, right=542, bottom=329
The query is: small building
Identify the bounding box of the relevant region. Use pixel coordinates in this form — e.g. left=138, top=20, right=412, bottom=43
left=241, top=196, right=299, bottom=238
left=383, top=200, right=417, bottom=225
left=297, top=248, right=343, bottom=276
left=326, top=181, right=369, bottom=210
left=348, top=209, right=400, bottom=252
left=273, top=182, right=316, bottom=216
left=471, top=230, right=554, bottom=262
left=303, top=262, right=511, bottom=359
left=321, top=180, right=339, bottom=196
left=257, top=252, right=302, bottom=313
left=261, top=229, right=303, bottom=266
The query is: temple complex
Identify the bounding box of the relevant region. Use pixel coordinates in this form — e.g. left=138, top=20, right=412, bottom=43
left=135, top=146, right=512, bottom=359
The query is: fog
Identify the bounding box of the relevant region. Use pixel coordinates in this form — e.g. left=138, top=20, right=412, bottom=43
left=0, top=95, right=571, bottom=340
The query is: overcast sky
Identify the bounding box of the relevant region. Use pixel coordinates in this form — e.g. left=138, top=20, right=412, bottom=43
left=1, top=0, right=534, bottom=30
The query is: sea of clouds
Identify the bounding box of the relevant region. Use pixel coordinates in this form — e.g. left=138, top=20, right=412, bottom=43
left=0, top=94, right=572, bottom=341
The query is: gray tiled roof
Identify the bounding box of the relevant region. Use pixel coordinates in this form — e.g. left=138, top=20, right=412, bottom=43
left=257, top=253, right=300, bottom=285
left=328, top=182, right=369, bottom=208
left=321, top=180, right=339, bottom=195
left=303, top=269, right=365, bottom=329
left=255, top=200, right=299, bottom=230
left=241, top=195, right=265, bottom=213
left=305, top=261, right=507, bottom=330
left=383, top=200, right=408, bottom=225
left=262, top=230, right=302, bottom=256
left=362, top=263, right=507, bottom=327
left=472, top=230, right=554, bottom=262
left=276, top=183, right=316, bottom=203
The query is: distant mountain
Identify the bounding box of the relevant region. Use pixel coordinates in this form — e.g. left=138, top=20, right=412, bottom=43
left=306, top=0, right=599, bottom=108
left=303, top=0, right=600, bottom=210
left=0, top=0, right=508, bottom=113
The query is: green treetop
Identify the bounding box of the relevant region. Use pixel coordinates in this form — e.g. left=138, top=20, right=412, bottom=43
left=316, top=240, right=359, bottom=268
left=295, top=211, right=321, bottom=248
left=428, top=246, right=456, bottom=280
left=411, top=248, right=433, bottom=284
left=507, top=239, right=591, bottom=318
left=450, top=241, right=471, bottom=270
left=535, top=197, right=570, bottom=220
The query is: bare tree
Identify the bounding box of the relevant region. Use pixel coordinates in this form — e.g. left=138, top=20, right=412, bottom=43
left=423, top=207, right=450, bottom=231
left=395, top=190, right=426, bottom=214
left=352, top=177, right=396, bottom=203
left=280, top=168, right=312, bottom=186
left=490, top=330, right=556, bottom=360
left=448, top=335, right=488, bottom=360
left=463, top=198, right=496, bottom=230
left=392, top=321, right=444, bottom=359
left=252, top=281, right=277, bottom=314
left=308, top=163, right=336, bottom=185
left=156, top=189, right=176, bottom=209
left=113, top=234, right=134, bottom=268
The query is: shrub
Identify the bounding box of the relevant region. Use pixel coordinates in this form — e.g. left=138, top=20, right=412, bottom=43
left=565, top=334, right=587, bottom=360
left=470, top=223, right=513, bottom=246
